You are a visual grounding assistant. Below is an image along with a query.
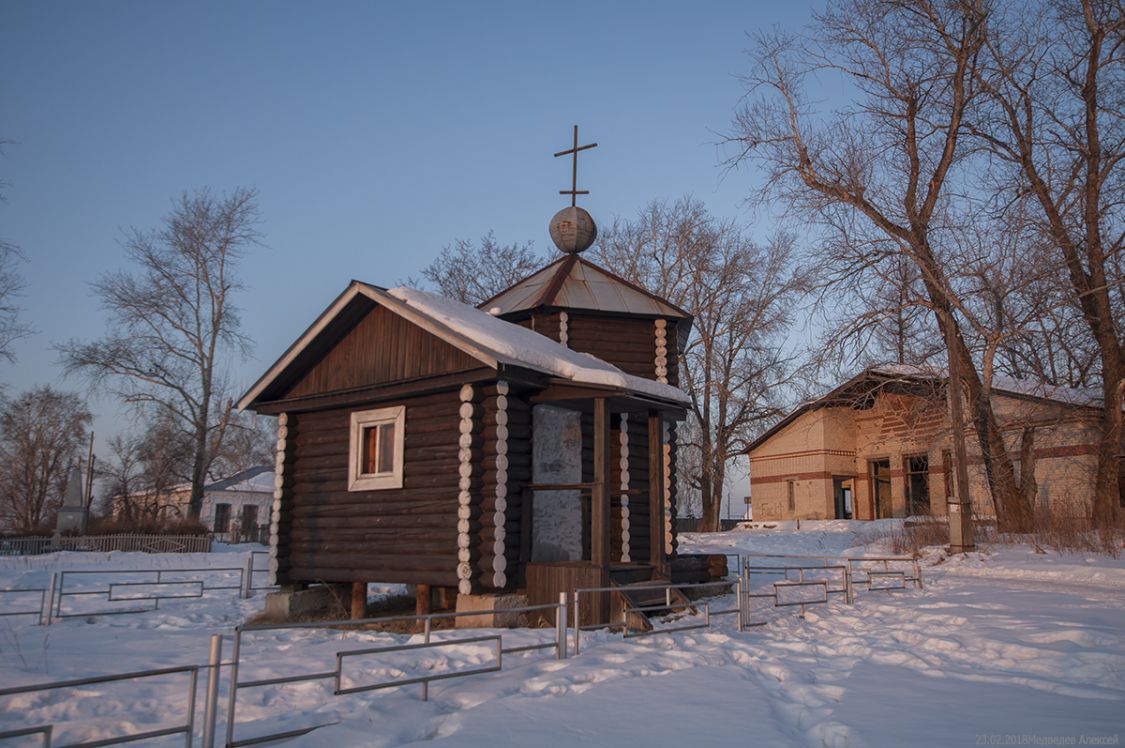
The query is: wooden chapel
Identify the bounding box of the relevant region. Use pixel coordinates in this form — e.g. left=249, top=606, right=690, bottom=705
left=238, top=128, right=697, bottom=624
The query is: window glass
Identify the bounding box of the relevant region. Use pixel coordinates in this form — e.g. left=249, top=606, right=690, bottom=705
left=214, top=503, right=231, bottom=533
left=349, top=406, right=405, bottom=490
left=378, top=422, right=396, bottom=474
left=362, top=425, right=380, bottom=474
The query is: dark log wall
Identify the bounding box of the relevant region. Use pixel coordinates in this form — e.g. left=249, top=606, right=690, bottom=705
left=665, top=332, right=680, bottom=387
left=626, top=416, right=653, bottom=564
left=281, top=391, right=462, bottom=587
left=581, top=412, right=655, bottom=565
left=517, top=312, right=566, bottom=344
left=666, top=423, right=680, bottom=557
left=477, top=382, right=532, bottom=590
left=566, top=314, right=657, bottom=380
left=519, top=310, right=685, bottom=389
left=284, top=305, right=481, bottom=400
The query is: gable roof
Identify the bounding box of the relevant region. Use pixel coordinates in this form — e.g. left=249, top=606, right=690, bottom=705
left=478, top=254, right=692, bottom=322
left=207, top=466, right=274, bottom=493
left=238, top=281, right=690, bottom=411
left=744, top=364, right=1107, bottom=455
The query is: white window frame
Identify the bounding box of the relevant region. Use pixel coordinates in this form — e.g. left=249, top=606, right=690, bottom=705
left=348, top=405, right=405, bottom=491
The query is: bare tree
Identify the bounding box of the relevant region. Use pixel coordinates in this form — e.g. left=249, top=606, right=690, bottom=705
left=0, top=387, right=92, bottom=533
left=99, top=413, right=197, bottom=524
left=973, top=0, right=1125, bottom=524
left=813, top=244, right=945, bottom=375
left=207, top=409, right=275, bottom=480
left=60, top=188, right=259, bottom=520
left=594, top=198, right=807, bottom=532
left=0, top=243, right=29, bottom=364
left=98, top=433, right=146, bottom=522
left=0, top=140, right=32, bottom=364
left=414, top=232, right=543, bottom=305
left=727, top=0, right=1043, bottom=530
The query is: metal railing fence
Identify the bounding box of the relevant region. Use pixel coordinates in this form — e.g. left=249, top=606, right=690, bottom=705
left=222, top=594, right=569, bottom=748
left=53, top=562, right=254, bottom=620
left=246, top=552, right=276, bottom=593
left=572, top=579, right=743, bottom=655
left=0, top=576, right=55, bottom=625
left=0, top=552, right=925, bottom=746
left=0, top=664, right=201, bottom=748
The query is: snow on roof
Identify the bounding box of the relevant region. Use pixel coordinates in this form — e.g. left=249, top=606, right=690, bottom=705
left=385, top=286, right=690, bottom=405
left=869, top=364, right=1104, bottom=408
left=207, top=466, right=275, bottom=494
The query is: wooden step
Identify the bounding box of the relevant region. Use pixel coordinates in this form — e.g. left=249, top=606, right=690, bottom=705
left=610, top=581, right=695, bottom=632
left=609, top=564, right=655, bottom=585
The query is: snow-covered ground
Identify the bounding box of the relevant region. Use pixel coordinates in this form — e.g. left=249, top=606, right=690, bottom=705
left=1, top=523, right=1123, bottom=747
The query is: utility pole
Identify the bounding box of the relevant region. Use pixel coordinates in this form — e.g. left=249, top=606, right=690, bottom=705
left=944, top=312, right=975, bottom=553
left=84, top=432, right=95, bottom=509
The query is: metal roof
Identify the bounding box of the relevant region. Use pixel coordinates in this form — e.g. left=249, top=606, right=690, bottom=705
left=479, top=255, right=691, bottom=320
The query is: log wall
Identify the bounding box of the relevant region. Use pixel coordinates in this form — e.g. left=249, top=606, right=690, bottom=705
left=581, top=411, right=657, bottom=566
left=281, top=391, right=462, bottom=587
left=477, top=381, right=532, bottom=590
left=565, top=314, right=657, bottom=380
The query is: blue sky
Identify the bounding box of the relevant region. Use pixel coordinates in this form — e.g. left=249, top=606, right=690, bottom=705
left=0, top=0, right=819, bottom=458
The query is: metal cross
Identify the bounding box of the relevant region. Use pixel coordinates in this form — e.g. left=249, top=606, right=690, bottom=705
left=554, top=125, right=598, bottom=207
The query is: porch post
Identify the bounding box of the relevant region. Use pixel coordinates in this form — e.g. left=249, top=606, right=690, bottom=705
left=648, top=410, right=667, bottom=576
left=592, top=398, right=612, bottom=572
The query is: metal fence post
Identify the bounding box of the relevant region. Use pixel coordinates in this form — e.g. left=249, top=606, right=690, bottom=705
left=41, top=573, right=57, bottom=626
left=202, top=633, right=222, bottom=748
left=736, top=572, right=744, bottom=633
left=54, top=572, right=65, bottom=620
left=556, top=592, right=568, bottom=660
left=573, top=591, right=581, bottom=656
left=224, top=628, right=242, bottom=748
left=421, top=618, right=431, bottom=701
left=241, top=556, right=253, bottom=599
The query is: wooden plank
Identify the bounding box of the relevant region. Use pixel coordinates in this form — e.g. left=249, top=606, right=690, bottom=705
left=283, top=305, right=483, bottom=399
left=525, top=561, right=609, bottom=626
left=256, top=369, right=496, bottom=414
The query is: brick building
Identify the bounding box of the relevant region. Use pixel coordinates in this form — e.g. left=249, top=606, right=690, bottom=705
left=745, top=366, right=1123, bottom=521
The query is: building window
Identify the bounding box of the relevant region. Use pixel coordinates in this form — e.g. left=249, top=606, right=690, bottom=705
left=214, top=503, right=231, bottom=533
left=348, top=406, right=405, bottom=491
left=904, top=455, right=930, bottom=515
left=869, top=459, right=892, bottom=518
left=241, top=504, right=258, bottom=531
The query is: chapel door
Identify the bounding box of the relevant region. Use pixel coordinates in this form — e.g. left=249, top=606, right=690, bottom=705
left=833, top=478, right=854, bottom=519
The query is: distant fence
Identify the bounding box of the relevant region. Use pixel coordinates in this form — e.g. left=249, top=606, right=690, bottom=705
left=211, top=526, right=269, bottom=546
left=0, top=552, right=273, bottom=626
left=0, top=533, right=213, bottom=556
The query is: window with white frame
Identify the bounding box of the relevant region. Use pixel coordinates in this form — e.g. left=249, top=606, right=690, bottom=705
left=348, top=406, right=405, bottom=491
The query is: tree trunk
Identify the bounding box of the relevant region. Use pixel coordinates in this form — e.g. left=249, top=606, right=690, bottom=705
left=933, top=303, right=1032, bottom=531
left=1092, top=374, right=1124, bottom=526
left=698, top=435, right=716, bottom=532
